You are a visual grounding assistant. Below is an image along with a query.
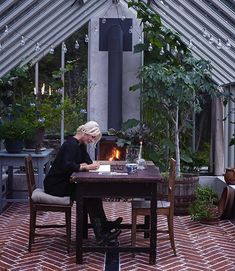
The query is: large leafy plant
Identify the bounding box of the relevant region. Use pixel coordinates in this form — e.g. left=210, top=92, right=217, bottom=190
left=128, top=0, right=219, bottom=176
left=108, top=119, right=153, bottom=147
left=0, top=118, right=28, bottom=140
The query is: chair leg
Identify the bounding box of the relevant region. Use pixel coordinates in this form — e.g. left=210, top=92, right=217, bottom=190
left=65, top=209, right=71, bottom=254
left=144, top=215, right=150, bottom=238
left=131, top=209, right=137, bottom=257
left=29, top=209, right=36, bottom=252
left=167, top=214, right=176, bottom=256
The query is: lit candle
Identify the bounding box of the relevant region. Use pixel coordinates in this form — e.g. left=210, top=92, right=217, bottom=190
left=41, top=83, right=45, bottom=95
left=138, top=141, right=142, bottom=160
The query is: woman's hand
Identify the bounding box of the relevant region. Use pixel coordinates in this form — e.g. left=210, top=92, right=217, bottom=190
left=80, top=162, right=100, bottom=171
left=86, top=162, right=100, bottom=170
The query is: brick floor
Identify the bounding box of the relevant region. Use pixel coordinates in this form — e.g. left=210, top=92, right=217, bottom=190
left=0, top=202, right=235, bottom=271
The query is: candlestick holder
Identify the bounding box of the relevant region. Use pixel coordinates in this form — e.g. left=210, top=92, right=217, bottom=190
left=137, top=158, right=147, bottom=170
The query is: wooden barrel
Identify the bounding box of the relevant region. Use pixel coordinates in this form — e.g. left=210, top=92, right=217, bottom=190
left=157, top=174, right=199, bottom=216
left=174, top=174, right=199, bottom=215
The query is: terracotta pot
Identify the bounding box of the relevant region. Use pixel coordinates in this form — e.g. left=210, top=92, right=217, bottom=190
left=199, top=216, right=219, bottom=225
left=24, top=127, right=45, bottom=149
left=224, top=168, right=235, bottom=185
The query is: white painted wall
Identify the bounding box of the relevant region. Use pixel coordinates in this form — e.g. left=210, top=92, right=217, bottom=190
left=87, top=1, right=142, bottom=133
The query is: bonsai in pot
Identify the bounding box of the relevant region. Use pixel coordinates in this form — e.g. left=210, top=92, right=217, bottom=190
left=189, top=185, right=219, bottom=224
left=20, top=93, right=62, bottom=149
left=0, top=118, right=27, bottom=153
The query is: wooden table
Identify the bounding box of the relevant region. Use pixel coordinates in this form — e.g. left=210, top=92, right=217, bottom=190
left=0, top=149, right=54, bottom=213
left=71, top=161, right=162, bottom=265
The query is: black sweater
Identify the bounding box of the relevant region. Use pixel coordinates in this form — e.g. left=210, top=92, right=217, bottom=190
left=44, top=137, right=92, bottom=197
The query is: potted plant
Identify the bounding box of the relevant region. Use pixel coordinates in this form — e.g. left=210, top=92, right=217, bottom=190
left=18, top=92, right=62, bottom=149
left=108, top=119, right=155, bottom=162
left=0, top=118, right=27, bottom=153
left=189, top=185, right=219, bottom=224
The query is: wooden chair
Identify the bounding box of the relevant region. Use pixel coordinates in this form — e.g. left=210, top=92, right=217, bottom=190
left=25, top=155, right=73, bottom=253
left=131, top=158, right=176, bottom=255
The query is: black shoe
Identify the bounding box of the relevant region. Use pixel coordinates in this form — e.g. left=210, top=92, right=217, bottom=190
left=97, top=229, right=121, bottom=246
left=103, top=217, right=123, bottom=231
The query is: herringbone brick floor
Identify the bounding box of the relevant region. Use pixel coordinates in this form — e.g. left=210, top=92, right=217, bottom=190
left=0, top=202, right=235, bottom=271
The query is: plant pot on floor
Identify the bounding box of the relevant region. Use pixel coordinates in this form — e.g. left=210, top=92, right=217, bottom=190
left=4, top=138, right=24, bottom=153
left=24, top=128, right=45, bottom=149
left=199, top=216, right=219, bottom=225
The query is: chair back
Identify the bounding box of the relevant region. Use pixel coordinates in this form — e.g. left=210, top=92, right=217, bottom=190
left=168, top=158, right=176, bottom=206
left=25, top=155, right=36, bottom=200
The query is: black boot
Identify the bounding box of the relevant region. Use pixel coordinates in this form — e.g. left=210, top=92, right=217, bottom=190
left=93, top=218, right=121, bottom=246
left=103, top=217, right=123, bottom=231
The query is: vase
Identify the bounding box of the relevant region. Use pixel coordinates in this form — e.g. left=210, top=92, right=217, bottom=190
left=4, top=138, right=24, bottom=153
left=24, top=127, right=45, bottom=150
left=125, top=145, right=139, bottom=162
left=224, top=168, right=235, bottom=185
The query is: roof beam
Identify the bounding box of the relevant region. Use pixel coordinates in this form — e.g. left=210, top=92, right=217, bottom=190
left=150, top=1, right=234, bottom=82
left=170, top=0, right=235, bottom=63
left=151, top=7, right=234, bottom=83
left=208, top=0, right=235, bottom=25
left=0, top=0, right=37, bottom=30
left=0, top=0, right=20, bottom=14
left=29, top=1, right=110, bottom=65
left=0, top=0, right=108, bottom=77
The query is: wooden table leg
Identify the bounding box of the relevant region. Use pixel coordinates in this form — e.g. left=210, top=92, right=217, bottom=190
left=144, top=215, right=150, bottom=238
left=149, top=183, right=157, bottom=265
left=0, top=165, right=3, bottom=213
left=83, top=206, right=88, bottom=239
left=76, top=188, right=84, bottom=264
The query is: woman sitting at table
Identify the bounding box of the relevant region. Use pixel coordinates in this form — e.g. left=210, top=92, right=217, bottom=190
left=44, top=121, right=122, bottom=245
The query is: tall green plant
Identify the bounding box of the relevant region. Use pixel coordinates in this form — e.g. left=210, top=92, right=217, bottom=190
left=138, top=58, right=217, bottom=176
left=128, top=0, right=219, bottom=176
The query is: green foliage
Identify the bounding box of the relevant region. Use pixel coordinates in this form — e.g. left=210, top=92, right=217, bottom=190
left=0, top=64, right=34, bottom=108
left=62, top=90, right=87, bottom=136
left=189, top=185, right=218, bottom=221
left=108, top=119, right=161, bottom=165
left=20, top=93, right=63, bottom=138
left=0, top=118, right=28, bottom=139
left=181, top=143, right=210, bottom=173
left=108, top=119, right=153, bottom=147
left=128, top=0, right=188, bottom=65
left=0, top=92, right=62, bottom=139
left=128, top=0, right=219, bottom=173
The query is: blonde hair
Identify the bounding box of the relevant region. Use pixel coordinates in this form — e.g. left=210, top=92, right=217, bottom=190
left=76, top=121, right=102, bottom=144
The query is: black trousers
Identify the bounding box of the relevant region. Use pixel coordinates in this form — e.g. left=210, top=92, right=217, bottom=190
left=84, top=198, right=107, bottom=224
left=70, top=186, right=107, bottom=224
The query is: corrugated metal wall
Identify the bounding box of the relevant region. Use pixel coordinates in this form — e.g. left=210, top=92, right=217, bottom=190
left=0, top=0, right=234, bottom=85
